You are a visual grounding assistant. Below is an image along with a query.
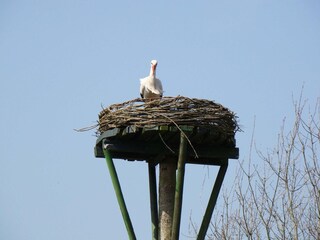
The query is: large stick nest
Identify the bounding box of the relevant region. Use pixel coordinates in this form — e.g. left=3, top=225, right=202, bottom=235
left=97, top=96, right=240, bottom=136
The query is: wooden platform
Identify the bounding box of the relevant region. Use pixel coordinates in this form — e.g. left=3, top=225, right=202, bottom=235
left=95, top=125, right=239, bottom=165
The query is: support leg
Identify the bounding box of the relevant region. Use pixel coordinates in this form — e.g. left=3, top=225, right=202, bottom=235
left=148, top=163, right=159, bottom=240
left=172, top=133, right=187, bottom=240
left=197, top=161, right=229, bottom=240
left=103, top=147, right=136, bottom=240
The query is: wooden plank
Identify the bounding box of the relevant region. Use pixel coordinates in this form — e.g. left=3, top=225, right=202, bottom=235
left=95, top=125, right=238, bottom=165
left=121, top=126, right=140, bottom=140
left=95, top=140, right=238, bottom=165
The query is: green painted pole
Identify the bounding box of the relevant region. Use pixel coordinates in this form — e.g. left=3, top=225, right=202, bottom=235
left=171, top=132, right=187, bottom=240
left=148, top=163, right=159, bottom=240
left=197, top=161, right=228, bottom=240
left=103, top=148, right=136, bottom=240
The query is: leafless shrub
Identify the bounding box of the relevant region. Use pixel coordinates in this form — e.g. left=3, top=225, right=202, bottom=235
left=208, top=96, right=320, bottom=240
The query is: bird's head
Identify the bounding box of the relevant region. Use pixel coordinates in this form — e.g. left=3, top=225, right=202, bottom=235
left=151, top=60, right=158, bottom=66
left=149, top=60, right=158, bottom=76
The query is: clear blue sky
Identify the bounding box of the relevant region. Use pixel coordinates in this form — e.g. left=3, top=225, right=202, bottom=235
left=1, top=1, right=319, bottom=239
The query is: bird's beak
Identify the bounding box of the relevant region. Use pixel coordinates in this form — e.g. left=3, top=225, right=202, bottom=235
left=151, top=62, right=157, bottom=70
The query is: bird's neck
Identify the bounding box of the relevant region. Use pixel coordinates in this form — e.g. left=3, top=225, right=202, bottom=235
left=149, top=65, right=156, bottom=77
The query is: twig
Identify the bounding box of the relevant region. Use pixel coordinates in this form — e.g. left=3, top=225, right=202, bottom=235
left=157, top=113, right=199, bottom=158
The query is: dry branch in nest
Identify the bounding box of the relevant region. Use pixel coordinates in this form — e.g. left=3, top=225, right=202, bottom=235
left=97, top=96, right=240, bottom=136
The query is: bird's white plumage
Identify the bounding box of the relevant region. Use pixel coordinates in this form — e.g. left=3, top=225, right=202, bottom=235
left=140, top=60, right=163, bottom=99
left=140, top=76, right=163, bottom=98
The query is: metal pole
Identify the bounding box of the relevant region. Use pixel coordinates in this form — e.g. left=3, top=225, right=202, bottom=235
left=197, top=161, right=228, bottom=240
left=148, top=163, right=159, bottom=240
left=103, top=148, right=136, bottom=240
left=171, top=133, right=187, bottom=240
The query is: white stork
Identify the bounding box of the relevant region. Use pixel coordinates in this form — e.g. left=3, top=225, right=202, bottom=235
left=140, top=60, right=163, bottom=99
